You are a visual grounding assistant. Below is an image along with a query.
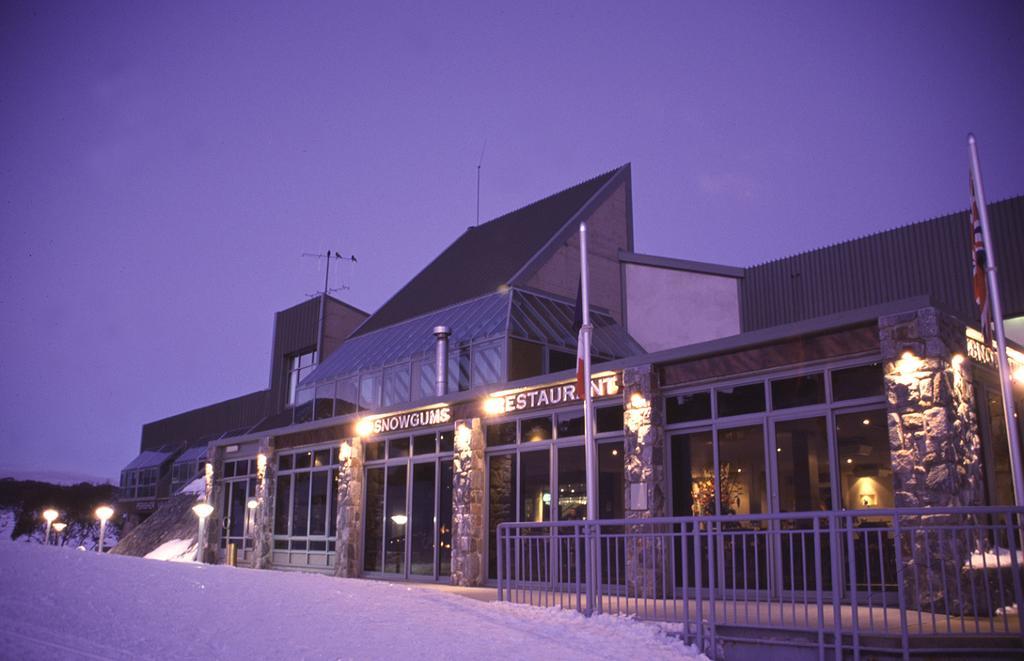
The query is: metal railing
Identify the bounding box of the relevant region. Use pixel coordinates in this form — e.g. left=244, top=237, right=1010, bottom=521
left=496, top=507, right=1024, bottom=659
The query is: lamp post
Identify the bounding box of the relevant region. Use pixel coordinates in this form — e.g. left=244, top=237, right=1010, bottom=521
left=246, top=498, right=258, bottom=540
left=192, top=502, right=214, bottom=563
left=42, top=509, right=58, bottom=545
left=95, top=506, right=114, bottom=553
left=52, top=522, right=67, bottom=546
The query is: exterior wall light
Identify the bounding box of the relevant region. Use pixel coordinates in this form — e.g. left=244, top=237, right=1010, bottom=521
left=483, top=397, right=504, bottom=416
left=355, top=418, right=374, bottom=437
left=896, top=351, right=923, bottom=377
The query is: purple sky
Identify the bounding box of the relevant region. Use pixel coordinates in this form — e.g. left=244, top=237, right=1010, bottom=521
left=2, top=1, right=1022, bottom=480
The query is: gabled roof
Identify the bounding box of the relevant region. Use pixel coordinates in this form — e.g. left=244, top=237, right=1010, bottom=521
left=352, top=166, right=627, bottom=336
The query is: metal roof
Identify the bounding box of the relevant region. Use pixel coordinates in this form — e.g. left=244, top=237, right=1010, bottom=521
left=352, top=166, right=625, bottom=336
left=172, top=445, right=207, bottom=464
left=300, top=288, right=643, bottom=386
left=123, top=450, right=173, bottom=471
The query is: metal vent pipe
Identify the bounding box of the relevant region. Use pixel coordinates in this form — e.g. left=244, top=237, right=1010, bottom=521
left=433, top=326, right=451, bottom=397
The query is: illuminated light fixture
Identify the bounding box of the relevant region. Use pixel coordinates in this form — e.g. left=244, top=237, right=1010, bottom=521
left=951, top=353, right=965, bottom=369
left=897, top=351, right=923, bottom=377
left=192, top=502, right=214, bottom=563
left=846, top=458, right=853, bottom=465
left=390, top=514, right=408, bottom=526
left=542, top=493, right=551, bottom=505
left=95, top=506, right=114, bottom=554
left=611, top=449, right=619, bottom=456
left=737, top=468, right=742, bottom=473
left=455, top=423, right=472, bottom=451
left=246, top=499, right=258, bottom=510
left=339, top=442, right=352, bottom=460
left=52, top=521, right=67, bottom=546
left=629, top=392, right=648, bottom=409
left=42, top=509, right=58, bottom=545
left=1013, top=366, right=1024, bottom=384
left=862, top=418, right=871, bottom=426
left=777, top=447, right=782, bottom=453
left=355, top=418, right=374, bottom=438
left=483, top=397, right=504, bottom=416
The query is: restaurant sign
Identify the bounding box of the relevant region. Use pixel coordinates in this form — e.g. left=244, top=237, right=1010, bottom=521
left=485, top=372, right=620, bottom=416
left=357, top=406, right=452, bottom=436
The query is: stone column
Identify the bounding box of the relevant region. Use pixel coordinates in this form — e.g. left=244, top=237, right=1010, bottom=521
left=451, top=419, right=485, bottom=587
left=622, top=364, right=667, bottom=597
left=334, top=437, right=364, bottom=578
left=204, top=445, right=225, bottom=563
left=880, top=306, right=984, bottom=613
left=250, top=437, right=275, bottom=570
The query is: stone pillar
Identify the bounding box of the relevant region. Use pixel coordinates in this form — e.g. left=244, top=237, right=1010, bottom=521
left=204, top=445, right=225, bottom=563
left=880, top=307, right=984, bottom=613
left=250, top=437, right=275, bottom=570
left=334, top=437, right=364, bottom=578
left=451, top=419, right=485, bottom=587
left=622, top=365, right=667, bottom=597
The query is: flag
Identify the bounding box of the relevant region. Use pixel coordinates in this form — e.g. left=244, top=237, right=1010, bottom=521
left=572, top=279, right=585, bottom=397
left=970, top=169, right=993, bottom=343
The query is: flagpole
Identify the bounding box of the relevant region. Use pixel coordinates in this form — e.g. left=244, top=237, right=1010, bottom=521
left=580, top=222, right=597, bottom=522
left=969, top=133, right=1024, bottom=509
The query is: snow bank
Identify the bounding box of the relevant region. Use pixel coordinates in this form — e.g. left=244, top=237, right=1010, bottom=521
left=967, top=547, right=1024, bottom=569
left=144, top=538, right=197, bottom=562
left=0, top=542, right=705, bottom=660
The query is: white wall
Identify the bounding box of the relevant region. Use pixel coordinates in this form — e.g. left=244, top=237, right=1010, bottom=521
left=624, top=263, right=741, bottom=352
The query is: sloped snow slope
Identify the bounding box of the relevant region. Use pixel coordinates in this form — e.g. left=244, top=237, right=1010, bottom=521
left=0, top=542, right=704, bottom=660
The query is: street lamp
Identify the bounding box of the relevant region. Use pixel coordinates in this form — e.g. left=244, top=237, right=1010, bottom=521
left=246, top=498, right=258, bottom=539
left=95, top=506, right=114, bottom=553
left=52, top=522, right=67, bottom=546
left=42, top=509, right=58, bottom=545
left=192, top=502, right=215, bottom=563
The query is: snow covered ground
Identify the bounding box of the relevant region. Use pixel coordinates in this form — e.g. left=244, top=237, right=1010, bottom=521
left=0, top=542, right=705, bottom=660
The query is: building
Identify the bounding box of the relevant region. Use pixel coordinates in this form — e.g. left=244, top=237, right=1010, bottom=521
left=120, top=164, right=1024, bottom=588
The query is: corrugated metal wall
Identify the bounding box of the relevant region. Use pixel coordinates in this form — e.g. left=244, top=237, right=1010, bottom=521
left=140, top=390, right=270, bottom=452
left=741, top=196, right=1024, bottom=331
left=268, top=297, right=322, bottom=411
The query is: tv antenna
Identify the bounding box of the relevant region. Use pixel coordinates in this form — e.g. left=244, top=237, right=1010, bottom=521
left=476, top=139, right=486, bottom=226
left=302, top=250, right=357, bottom=359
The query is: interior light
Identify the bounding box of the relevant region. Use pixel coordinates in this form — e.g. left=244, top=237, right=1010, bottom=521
left=391, top=514, right=408, bottom=526
left=862, top=418, right=870, bottom=426
left=846, top=458, right=853, bottom=465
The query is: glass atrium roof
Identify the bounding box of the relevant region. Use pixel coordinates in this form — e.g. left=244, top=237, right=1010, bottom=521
left=173, top=445, right=208, bottom=464
left=301, top=288, right=643, bottom=387
left=123, top=450, right=174, bottom=471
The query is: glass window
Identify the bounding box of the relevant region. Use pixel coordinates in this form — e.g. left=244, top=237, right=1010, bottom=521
left=287, top=349, right=318, bottom=406
left=438, top=431, right=454, bottom=453
left=414, top=357, right=436, bottom=402
left=291, top=472, right=310, bottom=536
left=224, top=461, right=236, bottom=478
left=364, top=441, right=384, bottom=462
left=309, top=471, right=329, bottom=536
left=831, top=363, right=884, bottom=401
left=771, top=373, right=826, bottom=409
left=521, top=416, right=553, bottom=443
left=548, top=349, right=575, bottom=373
left=716, top=383, right=766, bottom=417
left=295, top=451, right=312, bottom=469
left=438, top=459, right=453, bottom=576
left=556, top=411, right=584, bottom=438
left=389, top=437, right=410, bottom=458
left=557, top=446, right=587, bottom=521
left=409, top=462, right=436, bottom=576
left=488, top=454, right=516, bottom=580
left=472, top=341, right=503, bottom=387
left=717, top=426, right=768, bottom=515
left=336, top=377, right=358, bottom=416
left=384, top=465, right=407, bottom=574
left=597, top=442, right=624, bottom=519
left=363, top=467, right=385, bottom=572
left=596, top=405, right=623, bottom=433
left=278, top=454, right=292, bottom=471
left=486, top=421, right=516, bottom=447
left=671, top=431, right=715, bottom=516
left=519, top=450, right=550, bottom=523
left=774, top=417, right=831, bottom=512
left=448, top=348, right=472, bottom=393
left=835, top=409, right=893, bottom=510
left=359, top=371, right=381, bottom=410
left=313, top=449, right=330, bottom=468
left=666, top=391, right=712, bottom=424
left=413, top=433, right=437, bottom=455
left=382, top=364, right=411, bottom=407
left=274, top=475, right=291, bottom=535
left=315, top=382, right=335, bottom=420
